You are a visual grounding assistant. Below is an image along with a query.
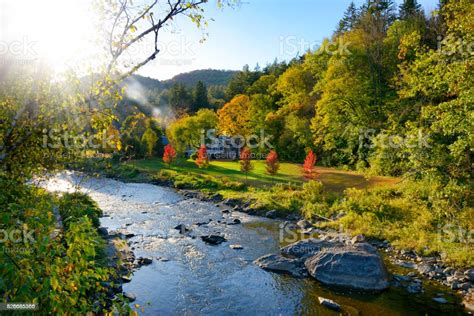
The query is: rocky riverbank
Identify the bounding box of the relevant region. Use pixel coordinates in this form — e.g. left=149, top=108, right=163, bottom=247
left=179, top=189, right=474, bottom=313
left=72, top=169, right=473, bottom=313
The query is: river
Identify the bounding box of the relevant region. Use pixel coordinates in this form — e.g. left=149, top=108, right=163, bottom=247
left=41, top=172, right=466, bottom=315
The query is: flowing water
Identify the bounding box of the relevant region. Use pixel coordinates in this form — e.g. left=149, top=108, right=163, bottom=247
left=42, top=172, right=466, bottom=316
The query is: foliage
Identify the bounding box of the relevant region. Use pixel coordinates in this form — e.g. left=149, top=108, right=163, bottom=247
left=191, top=81, right=210, bottom=112
left=327, top=179, right=473, bottom=267
left=303, top=150, right=317, bottom=179
left=239, top=147, right=254, bottom=178
left=142, top=128, right=159, bottom=157
left=195, top=145, right=209, bottom=168
left=265, top=150, right=280, bottom=177
left=166, top=109, right=218, bottom=154
left=217, top=95, right=252, bottom=136
left=163, top=144, right=177, bottom=165
left=0, top=177, right=126, bottom=313
left=58, top=192, right=103, bottom=229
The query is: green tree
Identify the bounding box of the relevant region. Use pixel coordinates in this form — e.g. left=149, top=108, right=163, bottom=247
left=399, top=0, right=422, bottom=20
left=191, top=81, right=209, bottom=112
left=337, top=1, right=359, bottom=34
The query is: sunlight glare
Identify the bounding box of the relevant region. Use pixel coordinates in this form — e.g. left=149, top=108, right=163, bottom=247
left=2, top=0, right=101, bottom=73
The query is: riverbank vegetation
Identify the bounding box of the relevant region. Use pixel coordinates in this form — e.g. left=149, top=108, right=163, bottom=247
left=0, top=176, right=130, bottom=313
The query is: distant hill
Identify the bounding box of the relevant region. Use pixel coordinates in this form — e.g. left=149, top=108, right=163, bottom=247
left=124, top=69, right=238, bottom=92
left=164, top=69, right=238, bottom=87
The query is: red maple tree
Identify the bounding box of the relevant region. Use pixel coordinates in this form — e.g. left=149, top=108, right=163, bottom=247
left=163, top=144, right=176, bottom=164
left=195, top=145, right=209, bottom=168
left=303, top=150, right=317, bottom=179
left=239, top=147, right=253, bottom=180
left=265, top=150, right=280, bottom=181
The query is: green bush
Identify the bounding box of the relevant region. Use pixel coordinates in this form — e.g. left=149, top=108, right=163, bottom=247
left=58, top=192, right=102, bottom=229
left=0, top=178, right=126, bottom=314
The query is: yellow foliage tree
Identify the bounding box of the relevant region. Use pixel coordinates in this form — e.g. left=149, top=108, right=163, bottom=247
left=217, top=94, right=251, bottom=136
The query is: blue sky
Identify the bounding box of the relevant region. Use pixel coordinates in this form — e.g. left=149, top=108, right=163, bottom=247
left=139, top=0, right=440, bottom=80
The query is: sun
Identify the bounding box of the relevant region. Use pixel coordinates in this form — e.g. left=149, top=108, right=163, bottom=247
left=2, top=0, right=101, bottom=73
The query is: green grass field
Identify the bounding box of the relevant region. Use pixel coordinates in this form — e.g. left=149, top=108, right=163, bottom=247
left=128, top=158, right=398, bottom=193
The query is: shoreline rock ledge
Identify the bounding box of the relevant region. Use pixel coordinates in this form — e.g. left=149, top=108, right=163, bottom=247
left=255, top=238, right=390, bottom=291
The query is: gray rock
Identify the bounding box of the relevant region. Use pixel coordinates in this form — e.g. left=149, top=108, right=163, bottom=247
left=465, top=269, right=474, bottom=282
left=281, top=238, right=337, bottom=259
left=393, top=274, right=411, bottom=282
left=394, top=260, right=417, bottom=269
left=459, top=282, right=472, bottom=291
left=224, top=198, right=241, bottom=206
left=254, top=253, right=307, bottom=278
left=318, top=297, right=341, bottom=311
left=417, top=263, right=434, bottom=275
left=443, top=267, right=455, bottom=275
left=406, top=282, right=423, bottom=294
left=124, top=292, right=136, bottom=302
left=304, top=243, right=389, bottom=291
left=210, top=193, right=223, bottom=202
left=432, top=297, right=448, bottom=304
left=98, top=227, right=108, bottom=236
left=174, top=224, right=189, bottom=233
left=201, top=235, right=227, bottom=245
left=265, top=210, right=278, bottom=218
left=286, top=213, right=300, bottom=221
left=227, top=218, right=241, bottom=225
left=137, top=257, right=152, bottom=266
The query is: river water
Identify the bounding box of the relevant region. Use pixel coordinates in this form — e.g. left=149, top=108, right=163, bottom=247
left=41, top=172, right=466, bottom=316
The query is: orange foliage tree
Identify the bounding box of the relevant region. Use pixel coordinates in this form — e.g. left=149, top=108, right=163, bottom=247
left=195, top=145, right=209, bottom=168
left=163, top=144, right=177, bottom=164
left=303, top=149, right=317, bottom=179
left=265, top=150, right=280, bottom=182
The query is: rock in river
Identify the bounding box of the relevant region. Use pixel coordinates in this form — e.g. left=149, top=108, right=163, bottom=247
left=254, top=254, right=308, bottom=278
left=201, top=235, right=227, bottom=245
left=304, top=242, right=389, bottom=291
left=124, top=292, right=136, bottom=302
left=137, top=257, right=153, bottom=266
left=281, top=238, right=335, bottom=259
left=318, top=297, right=341, bottom=311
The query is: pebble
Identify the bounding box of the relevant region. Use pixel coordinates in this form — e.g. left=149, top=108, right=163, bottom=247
left=432, top=297, right=448, bottom=304
left=124, top=292, right=136, bottom=302
left=318, top=297, right=341, bottom=311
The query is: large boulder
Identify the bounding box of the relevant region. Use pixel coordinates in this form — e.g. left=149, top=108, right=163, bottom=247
left=304, top=243, right=389, bottom=291
left=281, top=238, right=337, bottom=259
left=254, top=254, right=308, bottom=278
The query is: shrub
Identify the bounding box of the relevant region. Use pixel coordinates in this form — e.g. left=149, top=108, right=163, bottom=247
left=58, top=192, right=102, bottom=229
